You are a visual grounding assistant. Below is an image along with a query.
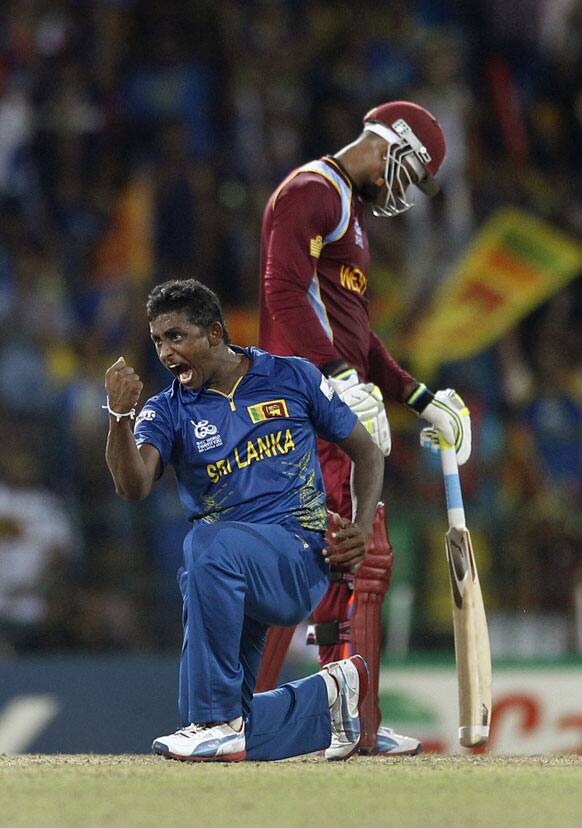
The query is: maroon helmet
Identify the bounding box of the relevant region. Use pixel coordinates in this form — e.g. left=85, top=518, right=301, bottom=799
left=363, top=101, right=446, bottom=216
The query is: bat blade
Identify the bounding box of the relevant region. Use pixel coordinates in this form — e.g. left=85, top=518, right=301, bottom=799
left=445, top=526, right=492, bottom=748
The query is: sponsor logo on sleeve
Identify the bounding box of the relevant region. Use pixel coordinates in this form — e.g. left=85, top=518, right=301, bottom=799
left=136, top=409, right=157, bottom=425
left=247, top=399, right=289, bottom=423
left=191, top=419, right=223, bottom=452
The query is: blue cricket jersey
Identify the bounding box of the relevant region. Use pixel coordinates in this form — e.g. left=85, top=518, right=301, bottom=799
left=133, top=347, right=357, bottom=536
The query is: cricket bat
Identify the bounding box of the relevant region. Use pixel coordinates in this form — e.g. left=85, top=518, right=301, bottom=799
left=439, top=440, right=492, bottom=748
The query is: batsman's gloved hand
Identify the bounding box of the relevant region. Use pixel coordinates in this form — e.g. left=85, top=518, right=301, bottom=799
left=406, top=384, right=471, bottom=465
left=328, top=368, right=391, bottom=456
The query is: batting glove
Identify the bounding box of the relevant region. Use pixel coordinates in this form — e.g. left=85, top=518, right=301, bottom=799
left=407, top=384, right=471, bottom=465
left=329, top=369, right=391, bottom=456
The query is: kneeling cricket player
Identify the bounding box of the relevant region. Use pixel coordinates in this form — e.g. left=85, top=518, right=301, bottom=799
left=104, top=278, right=384, bottom=761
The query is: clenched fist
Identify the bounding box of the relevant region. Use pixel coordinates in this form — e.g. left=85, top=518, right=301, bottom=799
left=104, top=356, right=143, bottom=418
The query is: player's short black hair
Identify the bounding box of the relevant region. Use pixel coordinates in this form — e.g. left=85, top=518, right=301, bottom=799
left=146, top=279, right=230, bottom=345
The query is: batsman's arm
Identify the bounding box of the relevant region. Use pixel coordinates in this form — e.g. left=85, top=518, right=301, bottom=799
left=104, top=357, right=161, bottom=501
left=262, top=178, right=342, bottom=365
left=325, top=422, right=384, bottom=568
left=367, top=330, right=416, bottom=403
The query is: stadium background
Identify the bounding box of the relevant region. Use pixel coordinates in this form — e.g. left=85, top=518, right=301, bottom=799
left=0, top=0, right=579, bottom=754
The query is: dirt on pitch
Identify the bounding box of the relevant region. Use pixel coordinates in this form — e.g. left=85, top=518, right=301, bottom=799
left=1, top=754, right=581, bottom=828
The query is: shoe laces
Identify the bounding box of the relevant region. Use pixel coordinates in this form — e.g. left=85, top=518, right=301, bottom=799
left=176, top=722, right=220, bottom=738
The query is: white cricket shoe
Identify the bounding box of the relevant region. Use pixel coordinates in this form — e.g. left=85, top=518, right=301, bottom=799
left=152, top=721, right=246, bottom=762
left=371, top=725, right=422, bottom=756
left=324, top=654, right=369, bottom=761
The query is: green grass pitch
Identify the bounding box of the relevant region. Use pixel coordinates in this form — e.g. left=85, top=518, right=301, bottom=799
left=1, top=754, right=581, bottom=827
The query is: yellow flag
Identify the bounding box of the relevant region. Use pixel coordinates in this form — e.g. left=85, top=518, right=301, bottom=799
left=402, top=208, right=582, bottom=377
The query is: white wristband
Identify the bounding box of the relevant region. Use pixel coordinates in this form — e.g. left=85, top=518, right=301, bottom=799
left=102, top=398, right=136, bottom=423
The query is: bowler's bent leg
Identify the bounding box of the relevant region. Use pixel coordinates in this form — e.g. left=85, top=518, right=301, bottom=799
left=180, top=522, right=327, bottom=725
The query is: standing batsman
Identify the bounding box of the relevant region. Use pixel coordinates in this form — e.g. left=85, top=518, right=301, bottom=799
left=104, top=278, right=385, bottom=761
left=258, top=100, right=472, bottom=754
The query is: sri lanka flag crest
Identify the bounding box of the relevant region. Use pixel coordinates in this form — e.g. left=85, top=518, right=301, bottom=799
left=247, top=399, right=289, bottom=423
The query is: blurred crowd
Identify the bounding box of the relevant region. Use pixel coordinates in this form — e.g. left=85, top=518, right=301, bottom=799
left=0, top=0, right=579, bottom=659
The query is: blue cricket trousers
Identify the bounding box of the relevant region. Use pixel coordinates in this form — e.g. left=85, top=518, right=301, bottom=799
left=177, top=521, right=332, bottom=760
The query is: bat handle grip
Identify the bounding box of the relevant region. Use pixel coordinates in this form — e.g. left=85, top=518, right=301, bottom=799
left=439, top=442, right=466, bottom=530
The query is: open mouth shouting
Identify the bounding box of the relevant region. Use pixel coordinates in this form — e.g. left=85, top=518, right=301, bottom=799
left=167, top=361, right=194, bottom=385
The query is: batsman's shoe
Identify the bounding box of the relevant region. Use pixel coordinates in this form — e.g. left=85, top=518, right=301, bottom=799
left=152, top=721, right=246, bottom=762
left=324, top=654, right=369, bottom=761
left=370, top=725, right=422, bottom=756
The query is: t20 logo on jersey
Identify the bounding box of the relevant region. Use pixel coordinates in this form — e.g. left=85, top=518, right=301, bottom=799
left=191, top=419, right=223, bottom=452
left=191, top=419, right=217, bottom=439
left=247, top=399, right=289, bottom=423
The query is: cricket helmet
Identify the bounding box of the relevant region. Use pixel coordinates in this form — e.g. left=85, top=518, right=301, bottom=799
left=363, top=100, right=446, bottom=216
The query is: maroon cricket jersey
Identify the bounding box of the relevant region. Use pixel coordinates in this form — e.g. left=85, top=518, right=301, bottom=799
left=259, top=156, right=413, bottom=403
